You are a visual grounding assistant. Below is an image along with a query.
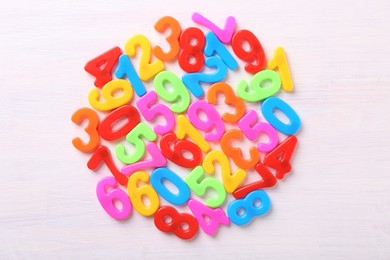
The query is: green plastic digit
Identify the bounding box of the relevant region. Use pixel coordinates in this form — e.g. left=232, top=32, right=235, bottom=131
left=236, top=69, right=281, bottom=102
left=115, top=122, right=157, bottom=164
left=185, top=166, right=226, bottom=208
left=154, top=71, right=191, bottom=113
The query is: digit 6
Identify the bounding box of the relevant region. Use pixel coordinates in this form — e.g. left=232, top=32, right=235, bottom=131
left=154, top=205, right=199, bottom=240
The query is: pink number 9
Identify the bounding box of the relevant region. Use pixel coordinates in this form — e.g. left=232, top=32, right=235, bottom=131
left=187, top=100, right=225, bottom=141
left=96, top=176, right=132, bottom=220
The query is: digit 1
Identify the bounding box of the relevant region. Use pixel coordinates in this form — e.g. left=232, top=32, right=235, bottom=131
left=115, top=54, right=146, bottom=96
left=268, top=47, right=294, bottom=92
left=204, top=32, right=238, bottom=70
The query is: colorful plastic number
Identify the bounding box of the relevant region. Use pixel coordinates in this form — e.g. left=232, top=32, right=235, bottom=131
left=178, top=27, right=205, bottom=72
left=188, top=199, right=229, bottom=236
left=182, top=56, right=227, bottom=98
left=185, top=166, right=226, bottom=208
left=192, top=13, right=236, bottom=44
left=220, top=129, right=260, bottom=169
left=261, top=96, right=301, bottom=135
left=96, top=176, right=132, bottom=220
left=264, top=135, right=297, bottom=180
left=71, top=107, right=100, bottom=153
left=159, top=132, right=202, bottom=168
left=233, top=163, right=277, bottom=199
left=150, top=167, right=190, bottom=205
left=237, top=70, right=281, bottom=102
left=88, top=79, right=134, bottom=111
left=84, top=47, right=122, bottom=88
left=153, top=16, right=181, bottom=61
left=88, top=146, right=128, bottom=186
left=227, top=189, right=271, bottom=225
left=176, top=115, right=211, bottom=153
left=154, top=205, right=198, bottom=240
left=115, top=54, right=146, bottom=96
left=125, top=34, right=165, bottom=81
left=232, top=29, right=266, bottom=74
left=115, top=122, right=157, bottom=165
left=238, top=110, right=278, bottom=152
left=268, top=47, right=294, bottom=92
left=203, top=150, right=246, bottom=193
left=204, top=32, right=238, bottom=70
left=207, top=82, right=246, bottom=123
left=121, top=142, right=167, bottom=176
left=127, top=171, right=159, bottom=216
left=187, top=100, right=225, bottom=141
left=154, top=71, right=191, bottom=113
left=99, top=105, right=140, bottom=141
left=136, top=91, right=175, bottom=135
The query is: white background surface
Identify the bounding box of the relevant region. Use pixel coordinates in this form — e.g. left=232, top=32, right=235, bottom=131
left=1, top=0, right=390, bottom=259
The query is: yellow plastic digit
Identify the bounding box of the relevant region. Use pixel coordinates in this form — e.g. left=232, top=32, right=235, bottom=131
left=268, top=47, right=294, bottom=92
left=202, top=150, right=246, bottom=193
left=176, top=115, right=210, bottom=153
left=127, top=171, right=159, bottom=216
left=88, top=79, right=133, bottom=111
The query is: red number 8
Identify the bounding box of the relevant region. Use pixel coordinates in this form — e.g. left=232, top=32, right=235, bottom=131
left=154, top=206, right=199, bottom=240
left=178, top=27, right=206, bottom=72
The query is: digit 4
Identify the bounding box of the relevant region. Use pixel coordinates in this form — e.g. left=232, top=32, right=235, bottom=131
left=264, top=135, right=298, bottom=180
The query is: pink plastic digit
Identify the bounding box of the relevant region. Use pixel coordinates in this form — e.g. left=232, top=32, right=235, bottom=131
left=238, top=110, right=278, bottom=152
left=188, top=199, right=229, bottom=236
left=187, top=100, right=224, bottom=141
left=191, top=13, right=236, bottom=44
left=96, top=176, right=132, bottom=220
left=121, top=142, right=167, bottom=176
left=136, top=91, right=175, bottom=135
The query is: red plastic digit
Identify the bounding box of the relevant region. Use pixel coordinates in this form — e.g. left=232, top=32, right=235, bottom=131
left=159, top=132, right=203, bottom=168
left=232, top=30, right=266, bottom=74
left=154, top=205, right=199, bottom=240
left=178, top=27, right=205, bottom=72
left=87, top=146, right=128, bottom=186
left=84, top=47, right=122, bottom=88
left=264, top=135, right=298, bottom=180
left=98, top=105, right=140, bottom=141
left=233, top=162, right=277, bottom=199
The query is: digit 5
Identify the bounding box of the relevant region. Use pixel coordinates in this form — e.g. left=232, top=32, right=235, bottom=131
left=233, top=162, right=277, bottom=199
left=220, top=129, right=260, bottom=169
left=71, top=107, right=100, bottom=153
left=136, top=91, right=175, bottom=135
left=238, top=110, right=278, bottom=153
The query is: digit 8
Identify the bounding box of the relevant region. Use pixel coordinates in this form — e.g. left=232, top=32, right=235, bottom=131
left=227, top=190, right=271, bottom=225
left=154, top=206, right=199, bottom=240
left=178, top=27, right=205, bottom=72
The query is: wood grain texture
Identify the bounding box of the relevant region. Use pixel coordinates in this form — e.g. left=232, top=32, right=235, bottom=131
left=0, top=0, right=389, bottom=259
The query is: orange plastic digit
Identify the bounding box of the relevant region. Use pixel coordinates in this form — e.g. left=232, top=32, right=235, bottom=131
left=220, top=129, right=260, bottom=169
left=71, top=107, right=100, bottom=153
left=153, top=16, right=181, bottom=61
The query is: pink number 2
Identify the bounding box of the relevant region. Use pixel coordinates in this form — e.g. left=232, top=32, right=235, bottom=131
left=192, top=12, right=236, bottom=44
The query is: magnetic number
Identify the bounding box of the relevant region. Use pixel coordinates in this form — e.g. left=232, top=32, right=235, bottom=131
left=150, top=167, right=190, bottom=205
left=207, top=82, right=245, bottom=123
left=127, top=171, right=159, bottom=216
left=115, top=54, right=146, bottom=96
left=176, top=115, right=210, bottom=153
left=153, top=16, right=181, bottom=61
left=204, top=32, right=238, bottom=70
left=236, top=69, right=281, bottom=102
left=154, top=205, right=198, bottom=240
left=178, top=27, right=205, bottom=72
left=96, top=176, right=132, bottom=220
left=187, top=100, right=225, bottom=141
left=71, top=107, right=100, bottom=153
left=185, top=166, right=226, bottom=208
left=232, top=29, right=266, bottom=74
left=268, top=47, right=294, bottom=92
left=203, top=150, right=246, bottom=193
left=227, top=190, right=271, bottom=225
left=88, top=79, right=133, bottom=111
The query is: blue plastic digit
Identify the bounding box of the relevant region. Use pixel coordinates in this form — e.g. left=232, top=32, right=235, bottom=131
left=261, top=96, right=301, bottom=135
left=115, top=54, right=146, bottom=96
left=204, top=32, right=238, bottom=70
left=182, top=56, right=227, bottom=98
left=227, top=189, right=271, bottom=225
left=150, top=167, right=190, bottom=205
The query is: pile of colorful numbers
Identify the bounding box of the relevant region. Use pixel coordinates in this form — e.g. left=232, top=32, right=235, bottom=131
left=72, top=13, right=301, bottom=240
